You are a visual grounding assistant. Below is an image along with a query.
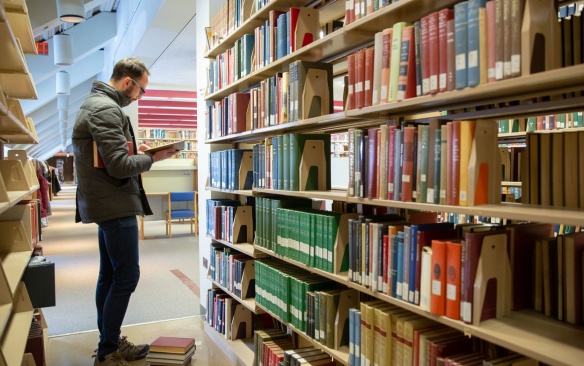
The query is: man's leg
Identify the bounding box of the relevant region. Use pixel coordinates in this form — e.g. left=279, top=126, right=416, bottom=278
left=96, top=226, right=113, bottom=343
left=95, top=216, right=140, bottom=361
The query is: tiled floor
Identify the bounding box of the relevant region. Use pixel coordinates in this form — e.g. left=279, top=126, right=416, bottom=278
left=46, top=316, right=236, bottom=366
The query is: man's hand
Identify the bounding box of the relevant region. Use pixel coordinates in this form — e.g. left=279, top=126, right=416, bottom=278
left=149, top=148, right=178, bottom=163
left=137, top=144, right=151, bottom=154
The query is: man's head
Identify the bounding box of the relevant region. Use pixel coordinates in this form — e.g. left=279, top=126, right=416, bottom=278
left=109, top=57, right=150, bottom=104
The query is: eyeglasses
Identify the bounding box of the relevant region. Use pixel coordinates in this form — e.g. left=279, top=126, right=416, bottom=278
left=130, top=78, right=146, bottom=95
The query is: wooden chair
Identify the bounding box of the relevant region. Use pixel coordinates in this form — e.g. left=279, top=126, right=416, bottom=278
left=165, top=191, right=196, bottom=238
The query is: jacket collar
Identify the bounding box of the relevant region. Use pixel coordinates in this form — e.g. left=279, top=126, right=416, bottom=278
left=91, top=80, right=125, bottom=107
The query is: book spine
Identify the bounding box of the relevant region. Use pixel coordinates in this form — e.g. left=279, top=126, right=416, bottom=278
left=454, top=2, right=469, bottom=90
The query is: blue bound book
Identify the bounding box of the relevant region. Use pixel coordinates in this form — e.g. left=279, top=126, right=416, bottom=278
left=241, top=34, right=254, bottom=78
left=276, top=13, right=287, bottom=60
left=467, top=0, right=486, bottom=87
left=454, top=1, right=469, bottom=90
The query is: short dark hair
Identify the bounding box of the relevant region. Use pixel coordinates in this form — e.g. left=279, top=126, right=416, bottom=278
left=110, top=57, right=150, bottom=81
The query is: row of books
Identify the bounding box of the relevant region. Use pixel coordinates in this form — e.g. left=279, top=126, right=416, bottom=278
left=347, top=0, right=526, bottom=110
left=254, top=329, right=335, bottom=366
left=208, top=7, right=320, bottom=93
left=206, top=60, right=333, bottom=139
left=207, top=288, right=254, bottom=341
left=499, top=145, right=523, bottom=182
left=524, top=129, right=584, bottom=209
left=138, top=128, right=196, bottom=140
left=347, top=119, right=500, bottom=207
left=255, top=259, right=338, bottom=334
left=208, top=0, right=249, bottom=50
left=533, top=230, right=584, bottom=324
left=205, top=199, right=241, bottom=239
left=252, top=133, right=332, bottom=191
left=256, top=196, right=353, bottom=273
left=497, top=112, right=584, bottom=133
left=348, top=301, right=537, bottom=366
left=209, top=245, right=256, bottom=299
left=559, top=5, right=583, bottom=68
left=208, top=149, right=253, bottom=191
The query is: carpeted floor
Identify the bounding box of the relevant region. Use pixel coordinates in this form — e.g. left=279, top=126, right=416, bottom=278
left=40, top=183, right=201, bottom=336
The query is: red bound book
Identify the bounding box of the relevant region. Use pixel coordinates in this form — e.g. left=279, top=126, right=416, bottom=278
left=387, top=125, right=397, bottom=200
left=445, top=240, right=462, bottom=320
left=414, top=227, right=457, bottom=306
left=430, top=239, right=447, bottom=316
left=401, top=126, right=416, bottom=202
left=367, top=128, right=379, bottom=199
left=383, top=234, right=390, bottom=293
left=347, top=53, right=356, bottom=110
left=232, top=93, right=250, bottom=133
left=438, top=9, right=454, bottom=92
left=150, top=336, right=195, bottom=354
left=446, top=19, right=456, bottom=91
left=428, top=12, right=440, bottom=94
left=355, top=49, right=366, bottom=109
left=461, top=229, right=509, bottom=324
left=364, top=47, right=375, bottom=107
left=420, top=16, right=431, bottom=95
left=397, top=26, right=417, bottom=101
left=450, top=121, right=461, bottom=206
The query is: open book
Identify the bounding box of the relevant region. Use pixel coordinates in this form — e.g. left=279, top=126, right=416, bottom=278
left=145, top=140, right=186, bottom=154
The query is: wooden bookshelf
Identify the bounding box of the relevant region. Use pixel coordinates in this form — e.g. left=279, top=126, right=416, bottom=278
left=0, top=282, right=33, bottom=366
left=208, top=236, right=258, bottom=258
left=205, top=187, right=254, bottom=197
left=201, top=0, right=584, bottom=365
left=203, top=322, right=254, bottom=366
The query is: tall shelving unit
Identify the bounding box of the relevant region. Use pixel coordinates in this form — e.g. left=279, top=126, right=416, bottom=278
left=200, top=0, right=584, bottom=365
left=0, top=1, right=42, bottom=365
left=137, top=128, right=198, bottom=159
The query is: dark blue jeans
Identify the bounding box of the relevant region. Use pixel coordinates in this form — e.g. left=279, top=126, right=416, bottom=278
left=95, top=216, right=140, bottom=360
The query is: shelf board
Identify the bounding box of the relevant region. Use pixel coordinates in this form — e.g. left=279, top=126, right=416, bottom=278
left=203, top=111, right=368, bottom=144
left=0, top=72, right=37, bottom=100
left=0, top=106, right=37, bottom=144
left=255, top=302, right=350, bottom=366
left=0, top=251, right=31, bottom=295
left=203, top=322, right=254, bottom=366
left=347, top=64, right=584, bottom=119
left=208, top=236, right=259, bottom=258
left=209, top=277, right=262, bottom=314
left=204, top=0, right=314, bottom=58
left=205, top=187, right=254, bottom=197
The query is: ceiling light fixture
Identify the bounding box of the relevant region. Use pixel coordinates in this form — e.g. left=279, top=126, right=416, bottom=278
left=56, top=0, right=86, bottom=23
left=54, top=33, right=74, bottom=66
left=56, top=71, right=70, bottom=95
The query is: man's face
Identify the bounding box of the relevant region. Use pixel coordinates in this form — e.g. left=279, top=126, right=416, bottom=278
left=122, top=74, right=148, bottom=103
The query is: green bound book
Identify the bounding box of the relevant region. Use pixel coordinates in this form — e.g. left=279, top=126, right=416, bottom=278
left=288, top=133, right=331, bottom=191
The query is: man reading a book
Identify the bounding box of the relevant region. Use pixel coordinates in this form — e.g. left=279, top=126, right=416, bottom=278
left=72, top=57, right=178, bottom=366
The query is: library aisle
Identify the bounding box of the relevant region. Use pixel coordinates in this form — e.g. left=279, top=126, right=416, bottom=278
left=40, top=184, right=235, bottom=365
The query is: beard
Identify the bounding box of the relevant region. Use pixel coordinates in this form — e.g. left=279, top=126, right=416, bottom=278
left=119, top=86, right=136, bottom=107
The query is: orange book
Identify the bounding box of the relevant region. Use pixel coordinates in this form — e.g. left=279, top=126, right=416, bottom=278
left=380, top=27, right=393, bottom=103
left=150, top=336, right=195, bottom=354
left=458, top=121, right=476, bottom=206
left=445, top=240, right=462, bottom=320
left=396, top=26, right=417, bottom=101
left=430, top=239, right=447, bottom=316
left=401, top=126, right=416, bottom=202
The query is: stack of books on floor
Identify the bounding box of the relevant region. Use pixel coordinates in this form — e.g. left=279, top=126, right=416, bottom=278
left=146, top=336, right=196, bottom=366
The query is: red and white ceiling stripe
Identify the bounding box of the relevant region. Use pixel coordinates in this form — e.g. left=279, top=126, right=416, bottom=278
left=138, top=89, right=197, bottom=130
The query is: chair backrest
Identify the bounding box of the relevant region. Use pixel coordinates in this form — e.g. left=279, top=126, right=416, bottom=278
left=169, top=191, right=194, bottom=202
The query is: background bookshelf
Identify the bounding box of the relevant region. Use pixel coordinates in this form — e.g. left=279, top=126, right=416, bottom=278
left=199, top=0, right=584, bottom=365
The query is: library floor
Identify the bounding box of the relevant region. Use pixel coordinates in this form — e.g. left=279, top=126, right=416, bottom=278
left=42, top=184, right=237, bottom=366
